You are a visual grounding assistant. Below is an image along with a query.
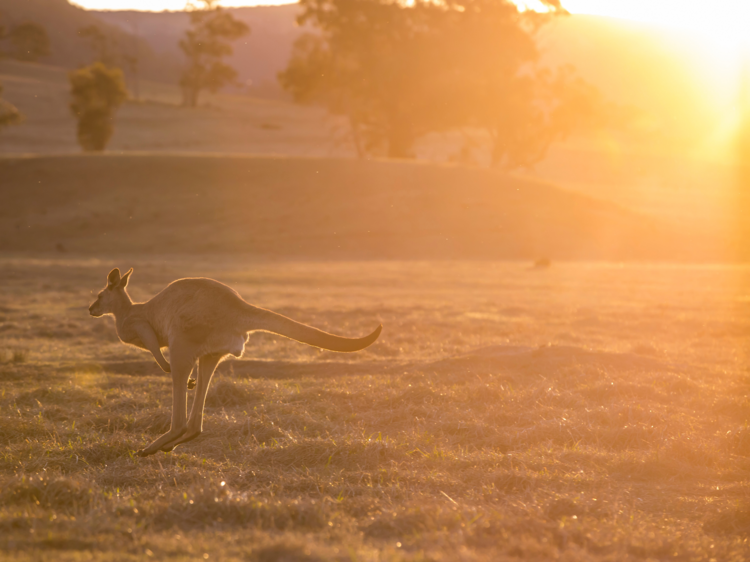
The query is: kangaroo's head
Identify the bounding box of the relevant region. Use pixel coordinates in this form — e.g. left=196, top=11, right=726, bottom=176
left=89, top=268, right=133, bottom=317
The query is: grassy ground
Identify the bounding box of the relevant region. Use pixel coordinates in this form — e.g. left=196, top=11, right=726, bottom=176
left=0, top=60, right=347, bottom=158
left=1, top=257, right=750, bottom=560
left=0, top=154, right=714, bottom=261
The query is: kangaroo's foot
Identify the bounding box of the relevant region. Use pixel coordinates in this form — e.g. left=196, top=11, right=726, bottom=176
left=160, top=429, right=202, bottom=452
left=137, top=427, right=187, bottom=457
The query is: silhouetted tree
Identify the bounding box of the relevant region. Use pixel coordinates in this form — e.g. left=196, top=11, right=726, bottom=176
left=479, top=65, right=610, bottom=169
left=179, top=0, right=249, bottom=108
left=280, top=0, right=458, bottom=158
left=78, top=25, right=118, bottom=66
left=123, top=54, right=139, bottom=100
left=8, top=22, right=50, bottom=62
left=69, top=62, right=127, bottom=151
left=0, top=22, right=6, bottom=58
left=280, top=0, right=605, bottom=165
left=124, top=15, right=142, bottom=101
left=0, top=83, right=23, bottom=130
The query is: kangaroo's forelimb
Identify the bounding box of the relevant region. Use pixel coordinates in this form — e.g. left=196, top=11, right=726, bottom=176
left=133, top=322, right=171, bottom=373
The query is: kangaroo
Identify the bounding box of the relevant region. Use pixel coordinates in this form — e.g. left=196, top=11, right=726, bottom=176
left=89, top=268, right=382, bottom=457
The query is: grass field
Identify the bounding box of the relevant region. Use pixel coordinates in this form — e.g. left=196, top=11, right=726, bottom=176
left=1, top=154, right=700, bottom=261
left=1, top=257, right=750, bottom=560
left=0, top=60, right=348, bottom=158
left=5, top=151, right=742, bottom=263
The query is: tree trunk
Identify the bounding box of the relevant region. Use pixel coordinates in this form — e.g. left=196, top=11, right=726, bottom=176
left=349, top=115, right=365, bottom=159
left=488, top=127, right=504, bottom=168
left=386, top=122, right=415, bottom=159
left=182, top=86, right=200, bottom=108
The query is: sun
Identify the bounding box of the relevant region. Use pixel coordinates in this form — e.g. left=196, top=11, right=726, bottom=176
left=519, top=0, right=750, bottom=60
left=564, top=0, right=750, bottom=56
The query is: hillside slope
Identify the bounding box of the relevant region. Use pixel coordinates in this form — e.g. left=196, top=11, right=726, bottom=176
left=0, top=59, right=340, bottom=157
left=0, top=154, right=690, bottom=260
left=0, top=0, right=177, bottom=81
left=95, top=4, right=303, bottom=97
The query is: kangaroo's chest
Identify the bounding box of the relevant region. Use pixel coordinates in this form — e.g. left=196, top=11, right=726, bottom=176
left=116, top=320, right=147, bottom=349
left=118, top=327, right=145, bottom=349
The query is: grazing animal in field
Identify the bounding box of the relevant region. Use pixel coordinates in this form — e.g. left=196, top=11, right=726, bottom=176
left=88, top=268, right=382, bottom=457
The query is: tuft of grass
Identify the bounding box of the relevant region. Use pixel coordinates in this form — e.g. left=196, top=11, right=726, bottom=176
left=205, top=379, right=262, bottom=409
left=1, top=475, right=94, bottom=512
left=0, top=348, right=28, bottom=363
left=151, top=481, right=328, bottom=531
left=12, top=349, right=28, bottom=363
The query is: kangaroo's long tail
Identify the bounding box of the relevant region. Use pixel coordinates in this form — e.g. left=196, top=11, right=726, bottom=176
left=244, top=306, right=381, bottom=353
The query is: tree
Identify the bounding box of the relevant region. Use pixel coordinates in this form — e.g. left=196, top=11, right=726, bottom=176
left=0, top=22, right=7, bottom=52
left=78, top=25, right=118, bottom=66
left=8, top=22, right=50, bottom=62
left=0, top=83, right=23, bottom=131
left=280, top=0, right=604, bottom=165
left=69, top=63, right=128, bottom=151
left=179, top=0, right=249, bottom=108
left=437, top=0, right=607, bottom=169
left=281, top=0, right=459, bottom=158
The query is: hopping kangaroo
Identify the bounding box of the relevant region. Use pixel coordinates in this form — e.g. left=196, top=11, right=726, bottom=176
left=89, top=268, right=382, bottom=457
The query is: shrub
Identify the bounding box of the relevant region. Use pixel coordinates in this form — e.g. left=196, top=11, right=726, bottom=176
left=0, top=84, right=23, bottom=131
left=69, top=63, right=127, bottom=151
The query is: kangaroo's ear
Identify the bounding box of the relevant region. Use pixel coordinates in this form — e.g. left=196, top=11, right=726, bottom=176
left=107, top=268, right=121, bottom=289
left=118, top=268, right=133, bottom=289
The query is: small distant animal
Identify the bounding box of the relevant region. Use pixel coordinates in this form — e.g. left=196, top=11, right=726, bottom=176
left=89, top=268, right=382, bottom=457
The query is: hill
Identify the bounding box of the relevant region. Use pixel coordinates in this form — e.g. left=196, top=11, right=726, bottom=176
left=0, top=0, right=178, bottom=82
left=95, top=4, right=303, bottom=98
left=0, top=153, right=693, bottom=260
left=0, top=59, right=339, bottom=156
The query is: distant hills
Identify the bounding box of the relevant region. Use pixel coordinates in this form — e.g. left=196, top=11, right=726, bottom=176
left=0, top=0, right=179, bottom=83
left=94, top=4, right=303, bottom=97
left=0, top=0, right=302, bottom=98
left=0, top=0, right=722, bottom=123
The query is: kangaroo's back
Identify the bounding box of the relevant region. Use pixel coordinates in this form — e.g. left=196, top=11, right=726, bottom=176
left=146, top=278, right=250, bottom=338
left=145, top=276, right=381, bottom=355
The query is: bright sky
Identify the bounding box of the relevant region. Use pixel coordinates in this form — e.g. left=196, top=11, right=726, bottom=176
left=70, top=0, right=750, bottom=155
left=566, top=0, right=750, bottom=49
left=72, top=0, right=750, bottom=47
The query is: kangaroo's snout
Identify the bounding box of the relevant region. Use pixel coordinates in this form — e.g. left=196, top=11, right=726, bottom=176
left=89, top=301, right=103, bottom=317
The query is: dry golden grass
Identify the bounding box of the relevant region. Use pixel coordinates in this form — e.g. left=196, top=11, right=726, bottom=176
left=1, top=257, right=749, bottom=560
left=0, top=154, right=720, bottom=261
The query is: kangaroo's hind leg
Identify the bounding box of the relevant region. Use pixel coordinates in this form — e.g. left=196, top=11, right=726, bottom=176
left=187, top=363, right=197, bottom=390
left=136, top=341, right=195, bottom=457
left=162, top=353, right=224, bottom=451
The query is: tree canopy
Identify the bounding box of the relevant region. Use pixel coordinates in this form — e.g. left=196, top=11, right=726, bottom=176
left=7, top=22, right=50, bottom=62
left=179, top=0, right=249, bottom=107
left=77, top=24, right=118, bottom=66
left=280, top=0, right=607, bottom=167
